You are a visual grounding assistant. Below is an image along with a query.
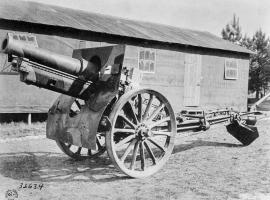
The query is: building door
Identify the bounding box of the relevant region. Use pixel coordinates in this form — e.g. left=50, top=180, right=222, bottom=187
left=183, top=54, right=202, bottom=106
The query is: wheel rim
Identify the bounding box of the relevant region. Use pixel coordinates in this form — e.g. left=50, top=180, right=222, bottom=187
left=56, top=132, right=106, bottom=160
left=106, top=89, right=176, bottom=178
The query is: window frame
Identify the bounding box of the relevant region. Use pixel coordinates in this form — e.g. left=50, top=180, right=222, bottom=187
left=224, top=58, right=238, bottom=80
left=8, top=32, right=38, bottom=47
left=138, top=48, right=156, bottom=74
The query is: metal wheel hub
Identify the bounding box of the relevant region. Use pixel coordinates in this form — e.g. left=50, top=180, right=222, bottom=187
left=135, top=123, right=151, bottom=139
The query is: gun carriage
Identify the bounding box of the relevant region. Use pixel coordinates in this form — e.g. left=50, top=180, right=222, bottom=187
left=1, top=34, right=260, bottom=178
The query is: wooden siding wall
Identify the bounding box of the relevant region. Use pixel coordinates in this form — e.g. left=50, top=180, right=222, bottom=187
left=0, top=74, right=59, bottom=113
left=123, top=46, right=185, bottom=112
left=123, top=46, right=249, bottom=112
left=0, top=28, right=249, bottom=113
left=200, top=54, right=249, bottom=111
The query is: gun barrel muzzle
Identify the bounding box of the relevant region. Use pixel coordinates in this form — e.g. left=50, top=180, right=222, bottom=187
left=1, top=34, right=90, bottom=76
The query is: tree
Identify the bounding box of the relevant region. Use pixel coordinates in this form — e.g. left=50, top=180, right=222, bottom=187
left=241, top=34, right=253, bottom=49
left=247, top=29, right=270, bottom=98
left=222, top=15, right=270, bottom=98
left=221, top=14, right=242, bottom=45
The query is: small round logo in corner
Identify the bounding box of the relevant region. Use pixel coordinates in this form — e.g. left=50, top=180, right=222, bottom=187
left=5, top=189, right=18, bottom=200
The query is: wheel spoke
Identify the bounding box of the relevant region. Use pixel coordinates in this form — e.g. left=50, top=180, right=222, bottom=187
left=58, top=135, right=106, bottom=159
left=130, top=141, right=140, bottom=170
left=144, top=141, right=156, bottom=165
left=88, top=149, right=92, bottom=156
left=137, top=94, right=142, bottom=122
left=147, top=138, right=166, bottom=152
left=124, top=101, right=138, bottom=124
left=74, top=99, right=82, bottom=109
left=118, top=114, right=136, bottom=128
left=96, top=137, right=102, bottom=150
left=106, top=89, right=176, bottom=178
left=114, top=128, right=135, bottom=134
left=140, top=141, right=145, bottom=170
left=147, top=103, right=165, bottom=122
left=75, top=147, right=82, bottom=155
left=115, top=135, right=135, bottom=148
left=143, top=94, right=154, bottom=121
left=120, top=139, right=136, bottom=162
left=151, top=131, right=171, bottom=137
left=149, top=116, right=170, bottom=129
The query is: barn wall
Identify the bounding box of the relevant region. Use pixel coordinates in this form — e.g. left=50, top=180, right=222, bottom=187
left=123, top=45, right=185, bottom=112
left=0, top=27, right=250, bottom=113
left=0, top=74, right=59, bottom=113
left=123, top=46, right=249, bottom=112
left=200, top=53, right=249, bottom=111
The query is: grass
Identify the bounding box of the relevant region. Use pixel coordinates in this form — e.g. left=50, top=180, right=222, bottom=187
left=0, top=122, right=46, bottom=139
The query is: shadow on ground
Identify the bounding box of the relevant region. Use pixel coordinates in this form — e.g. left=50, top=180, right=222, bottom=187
left=173, top=139, right=243, bottom=154
left=0, top=140, right=242, bottom=182
left=0, top=152, right=129, bottom=183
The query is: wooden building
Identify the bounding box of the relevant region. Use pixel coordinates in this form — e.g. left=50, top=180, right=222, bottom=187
left=0, top=0, right=252, bottom=115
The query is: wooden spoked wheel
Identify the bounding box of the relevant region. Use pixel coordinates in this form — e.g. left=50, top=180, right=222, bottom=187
left=56, top=133, right=106, bottom=160
left=106, top=89, right=176, bottom=178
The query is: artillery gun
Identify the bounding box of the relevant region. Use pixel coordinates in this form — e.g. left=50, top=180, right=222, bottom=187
left=1, top=33, right=260, bottom=178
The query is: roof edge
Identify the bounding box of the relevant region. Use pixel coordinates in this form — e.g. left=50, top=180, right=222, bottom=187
left=0, top=18, right=252, bottom=56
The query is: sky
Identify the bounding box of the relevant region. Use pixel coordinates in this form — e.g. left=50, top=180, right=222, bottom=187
left=17, top=0, right=270, bottom=38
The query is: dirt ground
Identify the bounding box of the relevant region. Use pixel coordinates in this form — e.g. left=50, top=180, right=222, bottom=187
left=0, top=119, right=269, bottom=200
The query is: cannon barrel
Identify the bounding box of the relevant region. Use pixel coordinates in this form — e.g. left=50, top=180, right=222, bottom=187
left=1, top=34, right=96, bottom=78
left=0, top=34, right=125, bottom=100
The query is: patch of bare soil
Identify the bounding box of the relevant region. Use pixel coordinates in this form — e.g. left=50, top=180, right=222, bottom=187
left=0, top=119, right=269, bottom=200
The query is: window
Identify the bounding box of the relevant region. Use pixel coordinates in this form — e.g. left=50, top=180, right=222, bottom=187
left=13, top=35, right=18, bottom=40
left=224, top=58, right=238, bottom=80
left=138, top=48, right=156, bottom=73
left=79, top=40, right=86, bottom=48
left=19, top=35, right=26, bottom=41
left=8, top=32, right=38, bottom=47
left=27, top=36, right=35, bottom=42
